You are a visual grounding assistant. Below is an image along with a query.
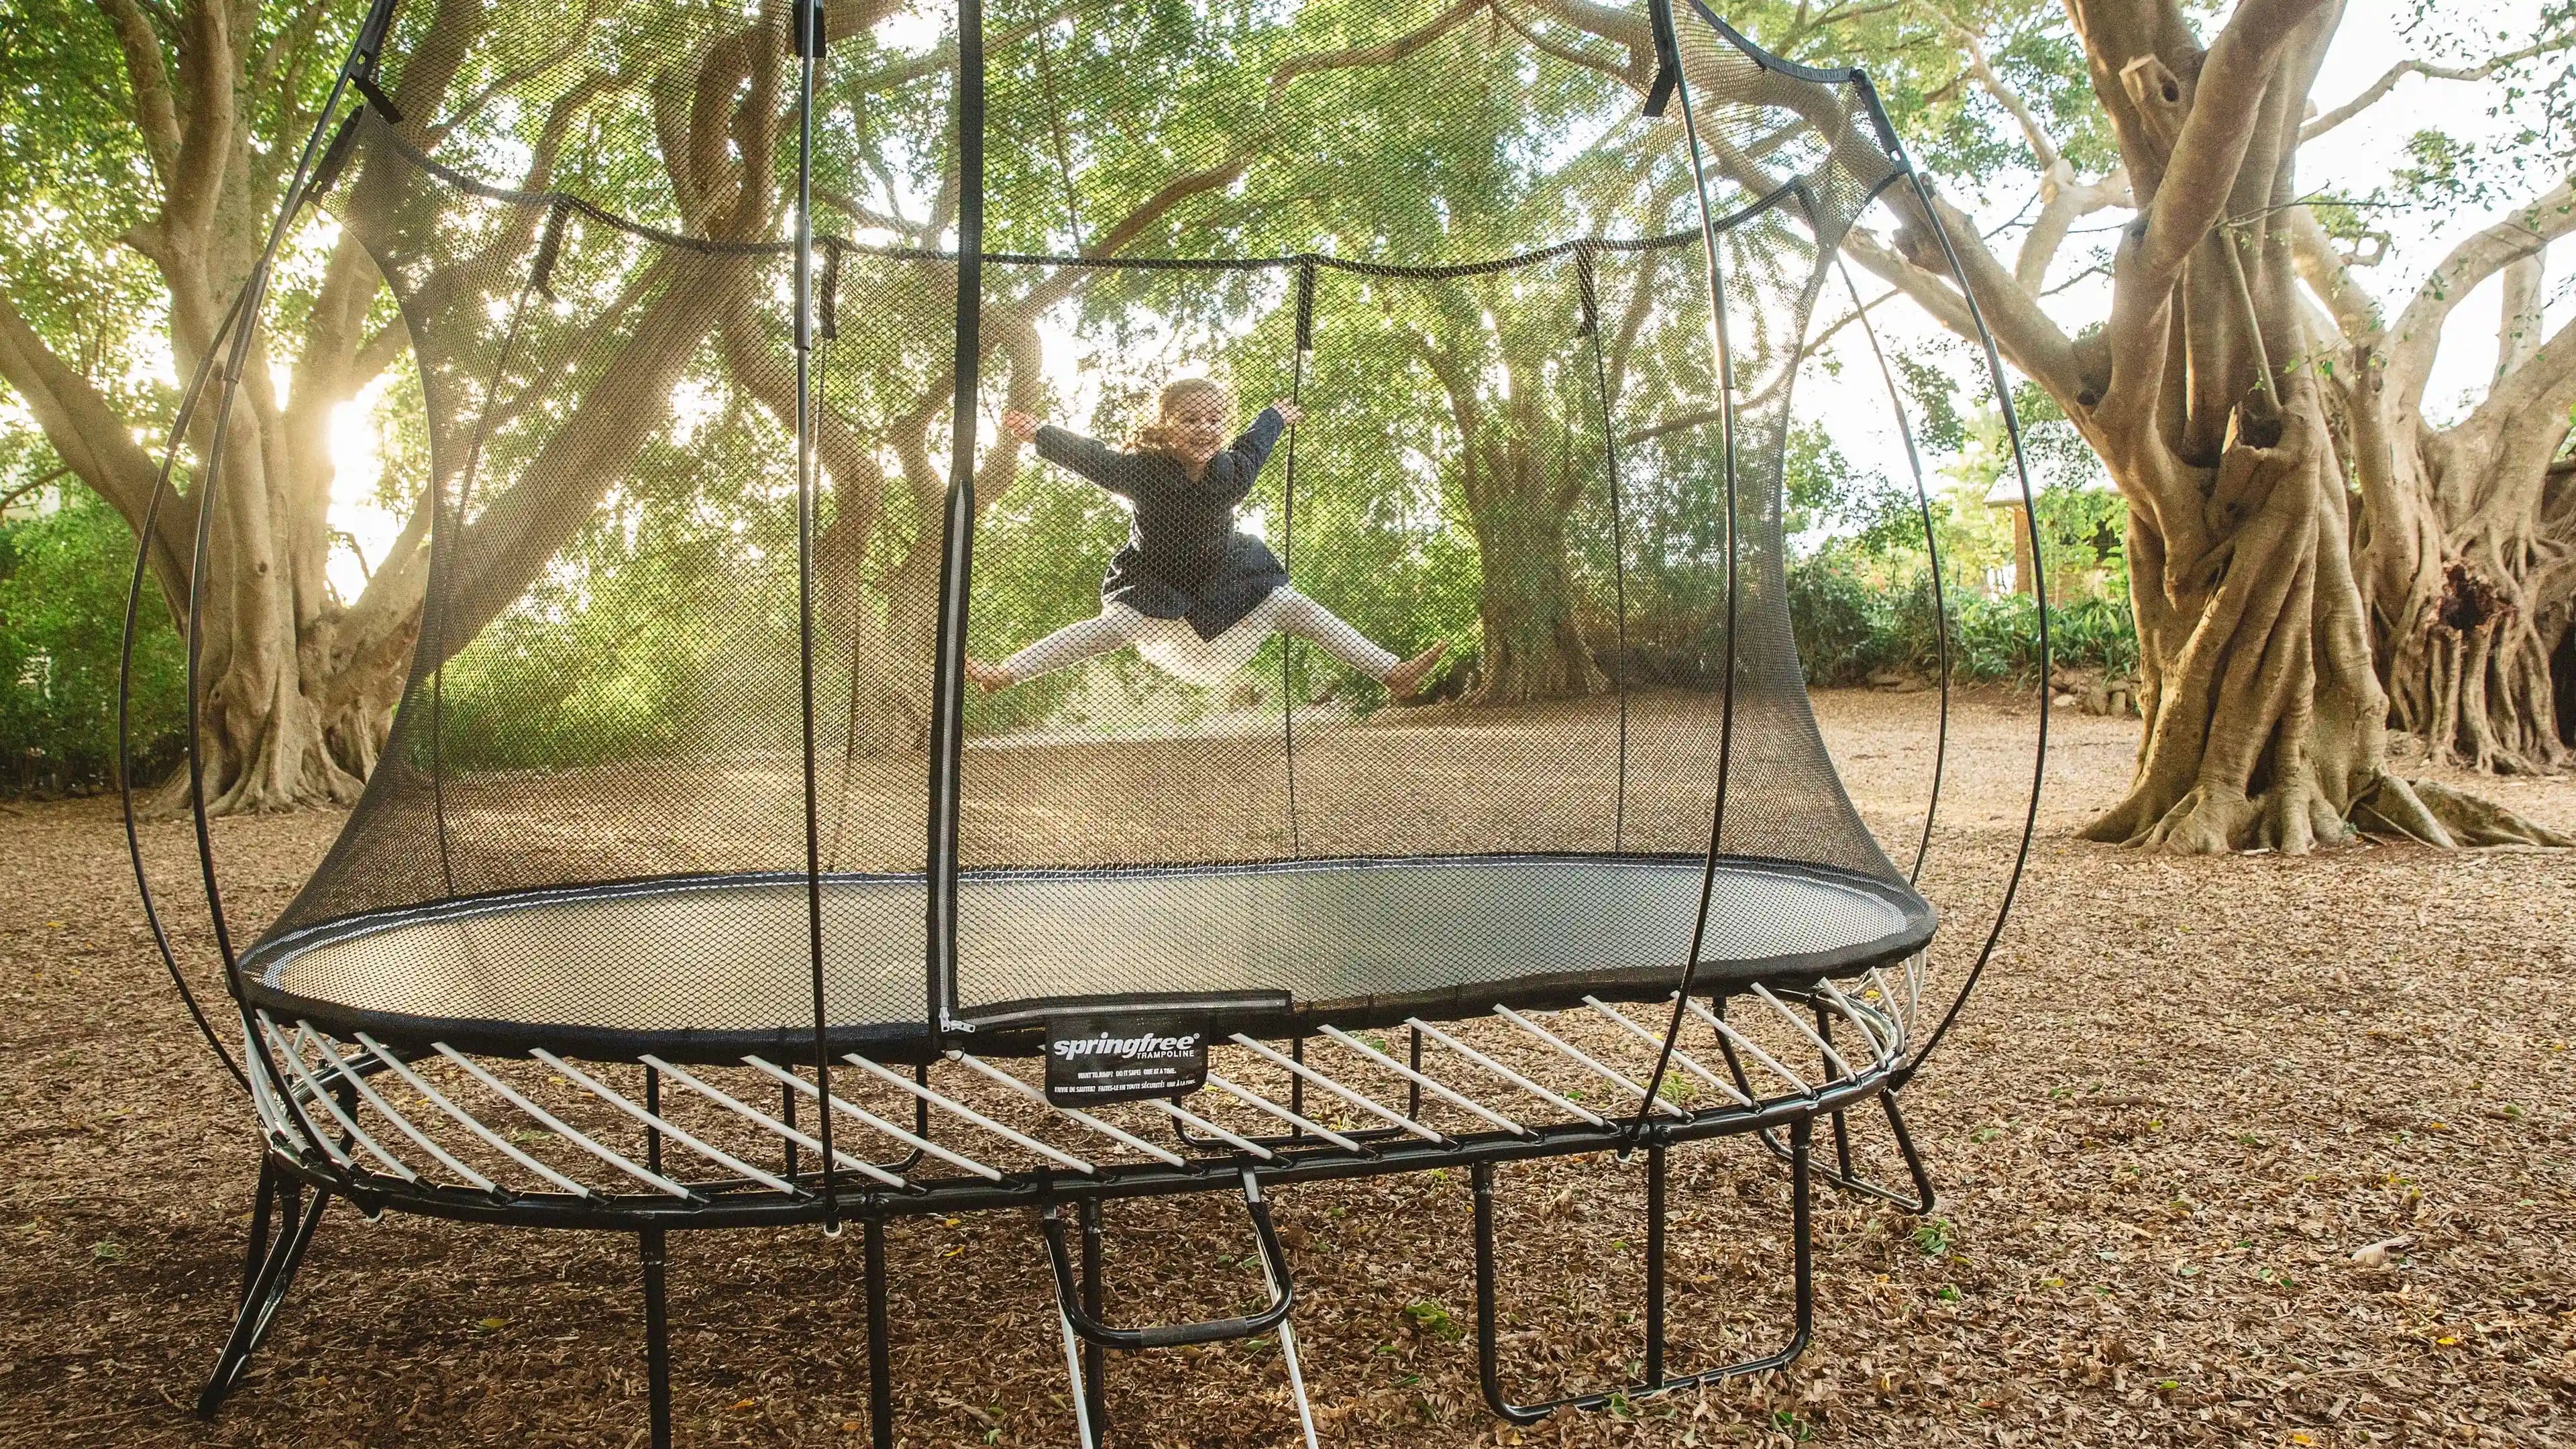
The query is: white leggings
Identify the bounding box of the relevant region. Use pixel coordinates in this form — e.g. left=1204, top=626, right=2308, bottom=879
left=1002, top=589, right=1399, bottom=687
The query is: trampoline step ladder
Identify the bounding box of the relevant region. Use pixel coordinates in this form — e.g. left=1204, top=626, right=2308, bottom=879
left=1039, top=1169, right=1319, bottom=1449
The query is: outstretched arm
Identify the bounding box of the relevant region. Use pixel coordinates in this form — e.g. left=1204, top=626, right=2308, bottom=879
left=1216, top=401, right=1298, bottom=504
left=1009, top=409, right=1133, bottom=496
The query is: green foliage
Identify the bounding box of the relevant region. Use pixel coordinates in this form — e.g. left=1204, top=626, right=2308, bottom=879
left=0, top=487, right=186, bottom=794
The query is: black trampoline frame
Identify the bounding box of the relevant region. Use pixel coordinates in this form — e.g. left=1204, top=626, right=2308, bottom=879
left=119, top=1, right=2049, bottom=1444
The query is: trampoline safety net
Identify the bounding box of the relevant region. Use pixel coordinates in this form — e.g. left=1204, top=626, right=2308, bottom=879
left=241, top=0, right=1941, bottom=1060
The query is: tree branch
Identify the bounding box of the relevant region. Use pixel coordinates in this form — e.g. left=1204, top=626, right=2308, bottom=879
left=2385, top=174, right=2576, bottom=415
left=1267, top=0, right=1489, bottom=104
left=0, top=289, right=192, bottom=602
left=93, top=0, right=181, bottom=176
left=2133, top=0, right=2332, bottom=290
left=2301, top=40, right=2567, bottom=145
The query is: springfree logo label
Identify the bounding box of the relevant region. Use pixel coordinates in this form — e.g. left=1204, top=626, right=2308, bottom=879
left=1043, top=1015, right=1210, bottom=1106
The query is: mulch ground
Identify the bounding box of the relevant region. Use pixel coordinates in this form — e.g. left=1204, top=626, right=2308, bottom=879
left=1, top=691, right=2571, bottom=1448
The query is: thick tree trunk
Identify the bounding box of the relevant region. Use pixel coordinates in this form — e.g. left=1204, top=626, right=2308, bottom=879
left=1460, top=422, right=1603, bottom=704
left=2078, top=385, right=2561, bottom=848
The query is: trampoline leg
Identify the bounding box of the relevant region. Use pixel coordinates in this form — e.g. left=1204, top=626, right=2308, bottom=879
left=641, top=1228, right=673, bottom=1449
left=199, top=1159, right=331, bottom=1419
left=864, top=1218, right=894, bottom=1449
left=1078, top=1199, right=1108, bottom=1444
left=1471, top=1124, right=1815, bottom=1426
left=1878, top=1089, right=1939, bottom=1214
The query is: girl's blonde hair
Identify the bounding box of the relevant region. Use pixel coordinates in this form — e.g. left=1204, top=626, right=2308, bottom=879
left=1132, top=377, right=1234, bottom=462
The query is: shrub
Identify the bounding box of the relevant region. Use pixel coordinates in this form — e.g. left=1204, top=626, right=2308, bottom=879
left=0, top=491, right=186, bottom=794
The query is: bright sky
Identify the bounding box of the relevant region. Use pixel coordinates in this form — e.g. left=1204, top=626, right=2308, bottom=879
left=316, top=0, right=2564, bottom=600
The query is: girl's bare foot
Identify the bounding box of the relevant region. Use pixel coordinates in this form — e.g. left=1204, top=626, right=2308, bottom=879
left=963, top=658, right=1014, bottom=692
left=1382, top=641, right=1449, bottom=700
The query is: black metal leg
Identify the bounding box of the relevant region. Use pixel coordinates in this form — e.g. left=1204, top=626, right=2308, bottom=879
left=1079, top=1197, right=1108, bottom=1444
left=199, top=1159, right=331, bottom=1419
left=236, top=1163, right=276, bottom=1309
left=864, top=1218, right=894, bottom=1449
left=641, top=1228, right=672, bottom=1449
left=1644, top=1143, right=1666, bottom=1389
left=1718, top=994, right=1937, bottom=1214
left=1472, top=1124, right=1815, bottom=1425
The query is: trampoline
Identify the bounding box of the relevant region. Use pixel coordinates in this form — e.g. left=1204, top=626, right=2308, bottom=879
left=123, top=1, right=2044, bottom=1444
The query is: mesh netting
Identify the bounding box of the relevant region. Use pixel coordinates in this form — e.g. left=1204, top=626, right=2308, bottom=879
left=244, top=0, right=1931, bottom=1054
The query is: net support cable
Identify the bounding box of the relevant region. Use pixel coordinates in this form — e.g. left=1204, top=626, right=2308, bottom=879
left=1883, top=159, right=2049, bottom=1085
left=1279, top=258, right=1315, bottom=854
left=1575, top=246, right=1635, bottom=850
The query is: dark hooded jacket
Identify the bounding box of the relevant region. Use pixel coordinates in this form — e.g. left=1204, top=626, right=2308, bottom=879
left=1032, top=408, right=1290, bottom=639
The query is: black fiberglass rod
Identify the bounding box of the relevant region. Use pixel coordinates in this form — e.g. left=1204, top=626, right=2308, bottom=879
left=925, top=0, right=987, bottom=1045
left=172, top=0, right=398, bottom=1148
left=1889, top=156, right=2047, bottom=1083
left=1835, top=258, right=1951, bottom=884
left=119, top=279, right=256, bottom=1095
left=792, top=0, right=840, bottom=1230
left=1632, top=0, right=1746, bottom=1142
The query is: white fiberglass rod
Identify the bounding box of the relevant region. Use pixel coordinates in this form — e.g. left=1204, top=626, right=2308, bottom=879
left=839, top=1053, right=1093, bottom=1174
left=945, top=1051, right=1187, bottom=1168
left=1143, top=1097, right=1277, bottom=1161
left=1405, top=1017, right=1607, bottom=1128
left=1493, top=1005, right=1688, bottom=1120
left=354, top=1033, right=596, bottom=1199
left=436, top=1045, right=694, bottom=1199
left=533, top=1049, right=800, bottom=1196
left=303, top=1026, right=496, bottom=1192
left=1227, top=1035, right=1443, bottom=1143
left=1202, top=1073, right=1363, bottom=1153
left=1815, top=980, right=1892, bottom=1063
left=1314, top=1025, right=1531, bottom=1138
left=745, top=1055, right=1002, bottom=1183
left=1245, top=1173, right=1321, bottom=1449
left=1750, top=985, right=1856, bottom=1079
left=1678, top=996, right=1811, bottom=1094
left=639, top=1055, right=910, bottom=1190
left=256, top=1016, right=386, bottom=1177
left=1578, top=997, right=1751, bottom=1106
left=280, top=1019, right=422, bottom=1181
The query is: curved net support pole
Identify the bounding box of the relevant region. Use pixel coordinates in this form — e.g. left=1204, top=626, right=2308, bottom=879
left=117, top=277, right=256, bottom=1098
left=924, top=0, right=989, bottom=1049
left=152, top=0, right=405, bottom=1178
left=1470, top=1121, right=1814, bottom=1424
left=1880, top=163, right=2050, bottom=1088
left=1835, top=257, right=1955, bottom=884
left=1632, top=0, right=1748, bottom=1138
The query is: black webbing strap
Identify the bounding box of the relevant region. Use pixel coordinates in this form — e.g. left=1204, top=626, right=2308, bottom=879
left=1574, top=247, right=1601, bottom=339
left=1644, top=0, right=1683, bottom=119
left=818, top=239, right=843, bottom=341
left=1293, top=258, right=1316, bottom=354
left=1280, top=257, right=1315, bottom=857
left=350, top=73, right=405, bottom=124
left=529, top=199, right=570, bottom=301
left=307, top=113, right=367, bottom=203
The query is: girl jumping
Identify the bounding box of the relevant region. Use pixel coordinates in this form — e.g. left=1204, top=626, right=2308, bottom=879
left=967, top=378, right=1447, bottom=697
